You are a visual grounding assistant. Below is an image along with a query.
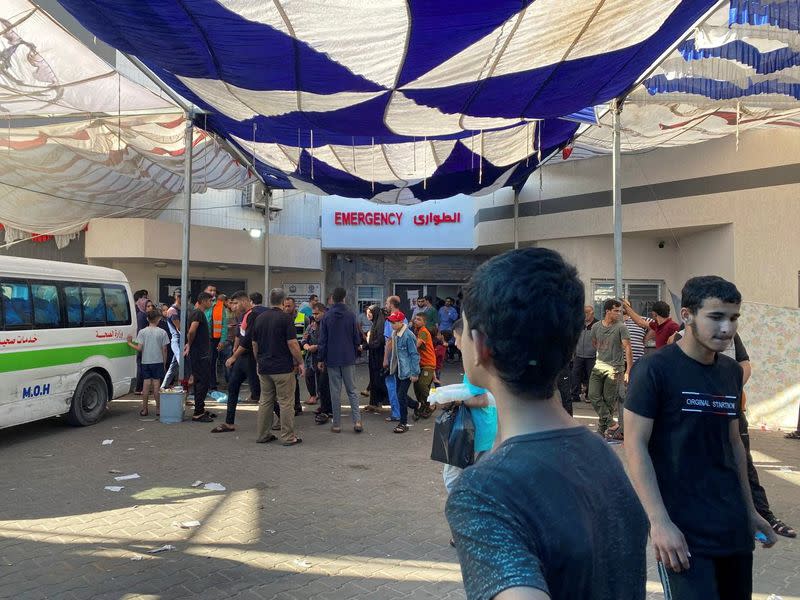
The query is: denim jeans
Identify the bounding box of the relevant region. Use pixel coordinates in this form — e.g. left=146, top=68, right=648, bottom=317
left=396, top=377, right=419, bottom=425
left=384, top=373, right=400, bottom=419
left=224, top=353, right=254, bottom=426
left=327, top=364, right=361, bottom=426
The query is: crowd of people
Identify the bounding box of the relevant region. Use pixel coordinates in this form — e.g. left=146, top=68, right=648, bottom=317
left=126, top=252, right=800, bottom=600
left=128, top=284, right=457, bottom=442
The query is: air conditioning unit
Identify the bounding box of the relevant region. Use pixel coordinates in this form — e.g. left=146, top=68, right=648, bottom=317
left=241, top=182, right=280, bottom=214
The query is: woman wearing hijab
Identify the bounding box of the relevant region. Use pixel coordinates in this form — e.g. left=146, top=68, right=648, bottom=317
left=363, top=304, right=388, bottom=413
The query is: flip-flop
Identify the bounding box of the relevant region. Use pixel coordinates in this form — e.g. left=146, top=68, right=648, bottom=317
left=256, top=434, right=277, bottom=444
left=139, top=409, right=148, bottom=417
left=282, top=438, right=302, bottom=446
left=192, top=414, right=214, bottom=423
left=354, top=422, right=363, bottom=433
left=211, top=425, right=235, bottom=433
left=385, top=416, right=399, bottom=422
left=769, top=518, right=797, bottom=538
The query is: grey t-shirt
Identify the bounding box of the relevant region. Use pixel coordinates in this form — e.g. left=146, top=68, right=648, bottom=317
left=592, top=320, right=630, bottom=370
left=136, top=325, right=169, bottom=365
left=446, top=427, right=648, bottom=600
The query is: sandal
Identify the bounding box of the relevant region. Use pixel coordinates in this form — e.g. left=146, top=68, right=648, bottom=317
left=192, top=413, right=214, bottom=423
left=385, top=416, right=399, bottom=422
left=331, top=425, right=341, bottom=433
left=785, top=430, right=800, bottom=440
left=139, top=409, right=148, bottom=417
left=393, top=424, right=408, bottom=434
left=211, top=424, right=235, bottom=433
left=315, top=413, right=330, bottom=425
left=305, top=397, right=318, bottom=405
left=769, top=517, right=797, bottom=538
left=282, top=438, right=303, bottom=447
left=256, top=434, right=277, bottom=444
left=354, top=422, right=363, bottom=433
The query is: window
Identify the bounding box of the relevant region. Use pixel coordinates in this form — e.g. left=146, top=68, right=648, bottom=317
left=103, top=285, right=131, bottom=325
left=31, top=284, right=60, bottom=327
left=1, top=281, right=32, bottom=328
left=356, top=285, right=383, bottom=314
left=592, top=280, right=662, bottom=317
left=64, top=285, right=83, bottom=326
left=80, top=286, right=106, bottom=325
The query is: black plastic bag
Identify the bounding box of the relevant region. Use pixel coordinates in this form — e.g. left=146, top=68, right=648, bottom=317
left=430, top=404, right=475, bottom=468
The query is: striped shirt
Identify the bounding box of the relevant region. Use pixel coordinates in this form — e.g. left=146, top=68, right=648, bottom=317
left=624, top=317, right=651, bottom=365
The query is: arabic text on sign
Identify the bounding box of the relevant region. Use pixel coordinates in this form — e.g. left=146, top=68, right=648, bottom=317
left=333, top=211, right=461, bottom=226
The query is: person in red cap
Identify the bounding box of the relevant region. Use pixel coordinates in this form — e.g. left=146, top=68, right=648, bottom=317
left=386, top=310, right=420, bottom=433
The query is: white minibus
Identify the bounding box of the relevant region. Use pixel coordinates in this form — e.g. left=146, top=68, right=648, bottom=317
left=0, top=257, right=136, bottom=429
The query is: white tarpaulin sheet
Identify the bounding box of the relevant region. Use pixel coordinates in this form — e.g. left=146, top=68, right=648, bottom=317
left=0, top=0, right=178, bottom=117
left=0, top=115, right=253, bottom=246
left=0, top=1, right=253, bottom=245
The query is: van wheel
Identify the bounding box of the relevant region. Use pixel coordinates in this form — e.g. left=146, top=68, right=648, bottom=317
left=67, top=372, right=108, bottom=426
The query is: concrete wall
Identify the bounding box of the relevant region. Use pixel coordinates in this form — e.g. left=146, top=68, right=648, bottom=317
left=476, top=127, right=800, bottom=308
left=85, top=218, right=322, bottom=271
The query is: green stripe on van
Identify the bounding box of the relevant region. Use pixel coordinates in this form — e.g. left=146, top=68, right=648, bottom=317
left=0, top=342, right=136, bottom=373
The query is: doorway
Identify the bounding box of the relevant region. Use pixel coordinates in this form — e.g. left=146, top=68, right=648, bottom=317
left=392, top=282, right=462, bottom=318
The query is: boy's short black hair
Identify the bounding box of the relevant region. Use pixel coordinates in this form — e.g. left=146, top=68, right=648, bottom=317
left=461, top=248, right=584, bottom=399
left=332, top=287, right=347, bottom=303
left=603, top=299, right=621, bottom=314
left=133, top=289, right=148, bottom=301
left=146, top=309, right=161, bottom=322
left=249, top=292, right=263, bottom=305
left=682, top=276, right=741, bottom=314
left=231, top=290, right=248, bottom=301
left=651, top=300, right=671, bottom=318
left=197, top=291, right=213, bottom=303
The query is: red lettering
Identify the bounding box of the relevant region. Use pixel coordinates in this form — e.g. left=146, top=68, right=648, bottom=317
left=395, top=213, right=402, bottom=225
left=364, top=212, right=373, bottom=225
left=357, top=212, right=366, bottom=225
left=350, top=212, right=357, bottom=225
left=340, top=212, right=351, bottom=225
left=334, top=212, right=342, bottom=225
left=386, top=213, right=394, bottom=225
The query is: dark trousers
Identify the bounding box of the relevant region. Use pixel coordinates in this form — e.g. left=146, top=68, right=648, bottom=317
left=225, top=353, right=255, bottom=426
left=657, top=553, right=752, bottom=600
left=739, top=413, right=774, bottom=521
left=397, top=377, right=419, bottom=426
left=190, top=354, right=211, bottom=416
left=209, top=340, right=221, bottom=388
left=557, top=363, right=572, bottom=416
left=570, top=355, right=595, bottom=401
left=294, top=373, right=302, bottom=411
left=316, top=368, right=332, bottom=415
left=305, top=367, right=317, bottom=397
left=135, top=352, right=143, bottom=392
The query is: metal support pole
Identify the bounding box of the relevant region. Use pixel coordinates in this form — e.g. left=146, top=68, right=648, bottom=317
left=178, top=115, right=193, bottom=381
left=263, top=204, right=270, bottom=296
left=611, top=99, right=623, bottom=300
left=513, top=187, right=520, bottom=249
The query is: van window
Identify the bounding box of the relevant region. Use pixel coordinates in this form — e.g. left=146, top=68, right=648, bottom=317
left=103, top=285, right=130, bottom=325
left=1, top=281, right=32, bottom=328
left=31, top=284, right=61, bottom=327
left=81, top=286, right=106, bottom=324
left=64, top=285, right=83, bottom=325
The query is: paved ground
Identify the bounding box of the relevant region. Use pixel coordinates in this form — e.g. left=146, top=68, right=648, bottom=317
left=0, top=363, right=798, bottom=600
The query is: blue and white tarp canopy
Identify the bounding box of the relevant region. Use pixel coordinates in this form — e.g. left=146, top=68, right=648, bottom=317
left=573, top=0, right=800, bottom=155
left=58, top=0, right=720, bottom=200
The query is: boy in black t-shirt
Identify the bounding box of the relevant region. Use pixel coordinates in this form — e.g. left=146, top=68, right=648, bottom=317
left=625, top=276, right=777, bottom=600
left=445, top=248, right=648, bottom=600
